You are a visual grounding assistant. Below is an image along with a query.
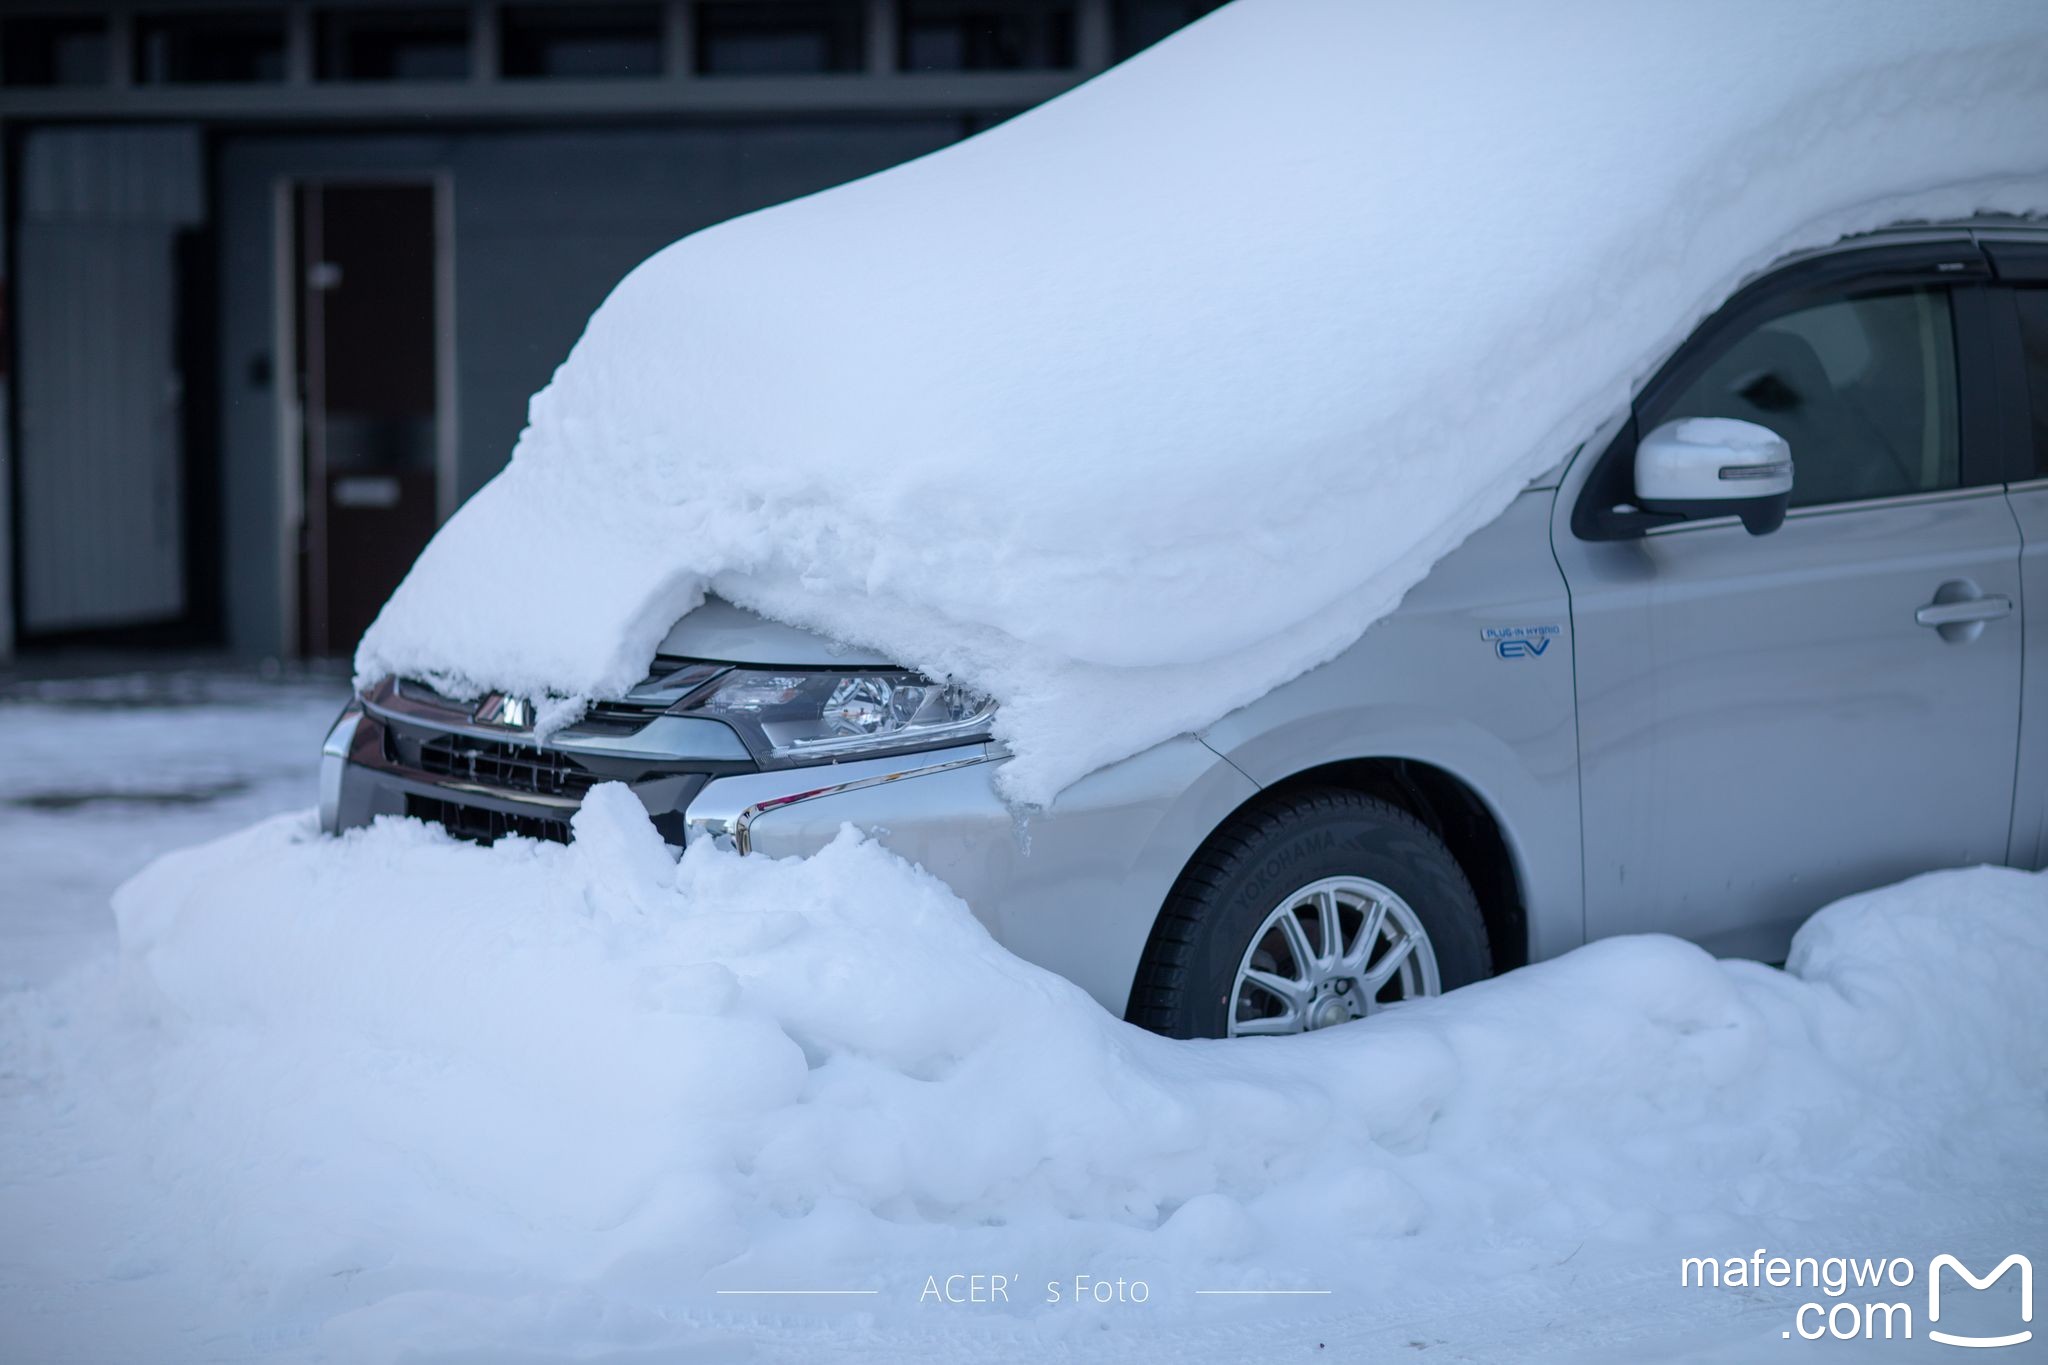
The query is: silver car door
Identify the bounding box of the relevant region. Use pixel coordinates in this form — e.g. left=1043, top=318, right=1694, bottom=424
left=1554, top=246, right=2023, bottom=961
left=1992, top=255, right=2048, bottom=870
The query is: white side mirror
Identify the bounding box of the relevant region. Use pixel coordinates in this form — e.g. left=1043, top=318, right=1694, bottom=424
left=1635, top=417, right=1794, bottom=536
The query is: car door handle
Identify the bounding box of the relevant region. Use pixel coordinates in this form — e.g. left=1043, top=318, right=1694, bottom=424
left=1915, top=596, right=2012, bottom=627
left=1915, top=582, right=2012, bottom=644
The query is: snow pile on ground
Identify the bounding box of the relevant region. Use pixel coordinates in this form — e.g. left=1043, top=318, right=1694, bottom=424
left=5, top=786, right=2043, bottom=1360
left=356, top=0, right=2048, bottom=803
left=0, top=674, right=345, bottom=988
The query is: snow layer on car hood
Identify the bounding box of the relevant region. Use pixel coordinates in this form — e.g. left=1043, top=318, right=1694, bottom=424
left=356, top=0, right=2048, bottom=804
left=4, top=790, right=2044, bottom=1359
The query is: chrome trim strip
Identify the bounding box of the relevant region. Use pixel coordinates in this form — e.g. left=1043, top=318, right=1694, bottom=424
left=435, top=780, right=583, bottom=811
left=620, top=661, right=733, bottom=708
left=318, top=706, right=362, bottom=835
left=368, top=677, right=747, bottom=760
left=1785, top=486, right=2007, bottom=518
left=551, top=715, right=752, bottom=762
left=1643, top=513, right=1739, bottom=536
left=2006, top=477, right=2048, bottom=494
left=719, top=751, right=998, bottom=855
left=364, top=685, right=546, bottom=745
left=369, top=697, right=747, bottom=762
left=1644, top=484, right=2004, bottom=536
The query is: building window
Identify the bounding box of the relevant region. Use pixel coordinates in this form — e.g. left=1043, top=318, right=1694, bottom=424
left=1, top=15, right=111, bottom=87
left=316, top=8, right=471, bottom=81
left=134, top=10, right=288, bottom=84
left=695, top=1, right=865, bottom=76
left=901, top=1, right=1075, bottom=71
left=501, top=4, right=662, bottom=79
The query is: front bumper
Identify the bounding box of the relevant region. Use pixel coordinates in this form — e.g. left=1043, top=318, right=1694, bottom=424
left=324, top=682, right=1260, bottom=1017
left=326, top=679, right=1007, bottom=854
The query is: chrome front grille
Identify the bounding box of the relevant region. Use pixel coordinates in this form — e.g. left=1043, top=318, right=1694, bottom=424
left=415, top=732, right=588, bottom=801
left=357, top=663, right=740, bottom=849
left=390, top=661, right=715, bottom=741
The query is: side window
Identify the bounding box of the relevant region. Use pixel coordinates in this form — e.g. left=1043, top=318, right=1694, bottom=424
left=1659, top=288, right=1960, bottom=509
left=2016, top=289, right=2048, bottom=478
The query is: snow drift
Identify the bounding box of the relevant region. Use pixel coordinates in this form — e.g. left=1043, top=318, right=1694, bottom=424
left=355, top=0, right=2048, bottom=803
left=3, top=791, right=2041, bottom=1359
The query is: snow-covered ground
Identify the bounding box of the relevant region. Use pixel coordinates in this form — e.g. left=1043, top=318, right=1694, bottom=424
left=2, top=677, right=2043, bottom=1363
left=0, top=671, right=349, bottom=991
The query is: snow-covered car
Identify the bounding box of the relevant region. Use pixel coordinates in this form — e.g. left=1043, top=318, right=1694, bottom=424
left=323, top=219, right=2048, bottom=1039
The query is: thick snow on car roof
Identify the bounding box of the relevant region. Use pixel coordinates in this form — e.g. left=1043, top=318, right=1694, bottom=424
left=357, top=0, right=2048, bottom=804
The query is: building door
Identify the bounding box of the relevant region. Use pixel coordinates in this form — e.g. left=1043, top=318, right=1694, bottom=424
left=292, top=180, right=444, bottom=657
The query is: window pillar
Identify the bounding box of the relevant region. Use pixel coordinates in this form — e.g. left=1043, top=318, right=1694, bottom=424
left=470, top=2, right=499, bottom=83
left=866, top=0, right=898, bottom=76
left=664, top=0, right=696, bottom=79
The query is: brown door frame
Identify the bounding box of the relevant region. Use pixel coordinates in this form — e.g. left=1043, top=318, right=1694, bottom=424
left=273, top=170, right=456, bottom=658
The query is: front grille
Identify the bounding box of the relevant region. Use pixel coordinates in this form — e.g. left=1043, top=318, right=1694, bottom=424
left=388, top=666, right=699, bottom=744
left=408, top=794, right=569, bottom=846
left=416, top=733, right=589, bottom=800
left=372, top=667, right=736, bottom=851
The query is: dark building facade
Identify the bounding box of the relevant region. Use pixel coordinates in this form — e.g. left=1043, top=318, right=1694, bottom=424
left=0, top=0, right=1216, bottom=660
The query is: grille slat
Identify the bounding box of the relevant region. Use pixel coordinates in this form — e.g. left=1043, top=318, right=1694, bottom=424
left=416, top=733, right=589, bottom=800
left=408, top=794, right=569, bottom=846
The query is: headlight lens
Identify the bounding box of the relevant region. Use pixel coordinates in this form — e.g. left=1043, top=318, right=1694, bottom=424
left=672, top=668, right=995, bottom=765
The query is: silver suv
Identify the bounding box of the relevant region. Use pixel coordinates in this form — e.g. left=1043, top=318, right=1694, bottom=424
left=324, top=221, right=2048, bottom=1039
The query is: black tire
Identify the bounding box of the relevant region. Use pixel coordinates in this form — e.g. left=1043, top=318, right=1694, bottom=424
left=1128, top=786, right=1492, bottom=1039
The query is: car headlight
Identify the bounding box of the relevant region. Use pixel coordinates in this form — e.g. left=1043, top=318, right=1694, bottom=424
left=671, top=668, right=996, bottom=765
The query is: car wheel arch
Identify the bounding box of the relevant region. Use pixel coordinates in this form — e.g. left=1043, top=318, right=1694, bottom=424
left=1128, top=755, right=1530, bottom=1027
left=1277, top=758, right=1528, bottom=974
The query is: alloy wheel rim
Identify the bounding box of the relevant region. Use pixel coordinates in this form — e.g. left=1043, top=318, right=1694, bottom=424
left=1227, top=875, right=1440, bottom=1037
